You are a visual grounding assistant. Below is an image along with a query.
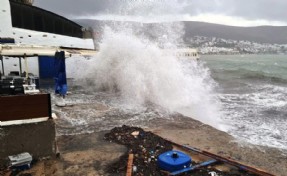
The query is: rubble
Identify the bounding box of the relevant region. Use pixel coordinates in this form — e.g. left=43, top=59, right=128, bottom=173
left=104, top=125, right=258, bottom=176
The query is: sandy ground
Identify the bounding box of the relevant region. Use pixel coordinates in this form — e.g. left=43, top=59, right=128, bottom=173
left=3, top=103, right=287, bottom=176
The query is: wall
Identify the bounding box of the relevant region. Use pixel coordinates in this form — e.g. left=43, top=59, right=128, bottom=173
left=0, top=0, right=13, bottom=38
left=0, top=120, right=56, bottom=165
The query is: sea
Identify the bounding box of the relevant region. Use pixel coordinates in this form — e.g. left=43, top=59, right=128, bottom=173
left=3, top=41, right=286, bottom=153
left=54, top=48, right=287, bottom=152
left=202, top=54, right=287, bottom=151
left=2, top=24, right=286, bottom=152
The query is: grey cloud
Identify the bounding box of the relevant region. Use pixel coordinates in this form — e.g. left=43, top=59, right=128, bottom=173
left=34, top=0, right=120, bottom=18
left=186, top=0, right=287, bottom=22
left=34, top=0, right=287, bottom=23
left=228, top=0, right=287, bottom=22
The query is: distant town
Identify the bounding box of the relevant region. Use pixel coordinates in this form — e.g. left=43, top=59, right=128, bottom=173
left=188, top=36, right=287, bottom=55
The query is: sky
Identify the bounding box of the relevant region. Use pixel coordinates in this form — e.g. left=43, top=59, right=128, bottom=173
left=34, top=0, right=287, bottom=27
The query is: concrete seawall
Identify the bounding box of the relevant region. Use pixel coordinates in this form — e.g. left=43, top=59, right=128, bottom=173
left=0, top=120, right=56, bottom=165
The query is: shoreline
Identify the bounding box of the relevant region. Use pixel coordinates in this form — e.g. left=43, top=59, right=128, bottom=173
left=54, top=103, right=287, bottom=176
left=146, top=115, right=287, bottom=176
left=1, top=103, right=286, bottom=175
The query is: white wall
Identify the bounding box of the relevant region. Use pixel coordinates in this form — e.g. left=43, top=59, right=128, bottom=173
left=0, top=0, right=13, bottom=38
left=1, top=57, right=39, bottom=76
left=13, top=28, right=95, bottom=49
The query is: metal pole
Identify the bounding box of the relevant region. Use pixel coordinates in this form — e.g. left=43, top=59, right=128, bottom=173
left=24, top=55, right=29, bottom=79
left=0, top=56, right=4, bottom=76
left=19, top=57, right=22, bottom=76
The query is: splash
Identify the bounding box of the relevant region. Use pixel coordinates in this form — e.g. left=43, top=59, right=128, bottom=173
left=75, top=24, right=223, bottom=129
left=73, top=0, right=224, bottom=129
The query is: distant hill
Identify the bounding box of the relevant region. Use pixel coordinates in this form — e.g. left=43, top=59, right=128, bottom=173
left=183, top=21, right=287, bottom=44
left=75, top=19, right=287, bottom=44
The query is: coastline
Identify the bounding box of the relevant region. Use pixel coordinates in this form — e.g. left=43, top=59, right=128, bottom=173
left=2, top=106, right=285, bottom=176
left=147, top=115, right=287, bottom=176
left=54, top=111, right=287, bottom=176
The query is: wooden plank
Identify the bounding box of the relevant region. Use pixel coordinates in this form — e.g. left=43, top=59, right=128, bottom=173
left=172, top=144, right=275, bottom=176
left=0, top=117, right=49, bottom=126
left=126, top=154, right=134, bottom=176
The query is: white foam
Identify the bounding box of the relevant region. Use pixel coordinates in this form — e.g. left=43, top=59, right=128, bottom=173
left=56, top=0, right=226, bottom=134
left=74, top=25, right=223, bottom=129
left=220, top=84, right=287, bottom=150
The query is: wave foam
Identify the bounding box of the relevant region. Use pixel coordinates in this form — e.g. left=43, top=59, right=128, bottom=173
left=75, top=26, right=223, bottom=129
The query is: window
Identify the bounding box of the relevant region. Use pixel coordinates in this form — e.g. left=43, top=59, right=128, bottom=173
left=34, top=12, right=43, bottom=31
left=22, top=8, right=34, bottom=30
left=10, top=3, right=23, bottom=28
left=55, top=19, right=63, bottom=35
left=43, top=15, right=54, bottom=33
left=10, top=0, right=84, bottom=38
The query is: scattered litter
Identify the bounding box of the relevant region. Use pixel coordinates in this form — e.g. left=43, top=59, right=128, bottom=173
left=209, top=171, right=219, bottom=176
left=8, top=152, right=32, bottom=170
left=104, top=126, right=262, bottom=176
left=131, top=131, right=139, bottom=137
left=132, top=166, right=137, bottom=173
left=104, top=125, right=172, bottom=175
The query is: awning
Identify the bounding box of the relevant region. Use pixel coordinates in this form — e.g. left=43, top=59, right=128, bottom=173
left=0, top=44, right=97, bottom=57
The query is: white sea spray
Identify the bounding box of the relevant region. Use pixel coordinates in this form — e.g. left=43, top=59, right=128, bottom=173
left=75, top=23, right=223, bottom=129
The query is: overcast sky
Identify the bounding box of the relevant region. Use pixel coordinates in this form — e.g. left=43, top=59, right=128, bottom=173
left=34, top=0, right=287, bottom=26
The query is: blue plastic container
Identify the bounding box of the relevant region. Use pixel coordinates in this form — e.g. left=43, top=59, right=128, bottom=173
left=157, top=150, right=192, bottom=172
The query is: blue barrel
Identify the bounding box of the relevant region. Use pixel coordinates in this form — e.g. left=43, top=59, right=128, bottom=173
left=157, top=150, right=192, bottom=172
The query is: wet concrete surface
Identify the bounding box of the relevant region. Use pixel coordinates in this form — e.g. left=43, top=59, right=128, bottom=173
left=56, top=131, right=127, bottom=176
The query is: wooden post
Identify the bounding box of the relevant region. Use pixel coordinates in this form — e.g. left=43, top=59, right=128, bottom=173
left=24, top=55, right=29, bottom=79
left=126, top=154, right=134, bottom=176
left=19, top=57, right=22, bottom=75
left=0, top=55, right=4, bottom=76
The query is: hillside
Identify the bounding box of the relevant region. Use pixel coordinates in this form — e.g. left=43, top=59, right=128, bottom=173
left=75, top=19, right=287, bottom=44
left=183, top=21, right=287, bottom=44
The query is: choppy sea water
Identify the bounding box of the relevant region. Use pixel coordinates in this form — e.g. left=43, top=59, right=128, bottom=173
left=52, top=91, right=173, bottom=135
left=54, top=54, right=287, bottom=152
left=202, top=55, right=287, bottom=151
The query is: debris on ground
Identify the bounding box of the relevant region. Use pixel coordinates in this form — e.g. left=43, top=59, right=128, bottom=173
left=104, top=125, right=172, bottom=175
left=104, top=125, right=258, bottom=176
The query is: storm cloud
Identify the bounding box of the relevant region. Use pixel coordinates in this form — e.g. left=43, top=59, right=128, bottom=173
left=34, top=0, right=287, bottom=25
left=188, top=0, right=287, bottom=22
